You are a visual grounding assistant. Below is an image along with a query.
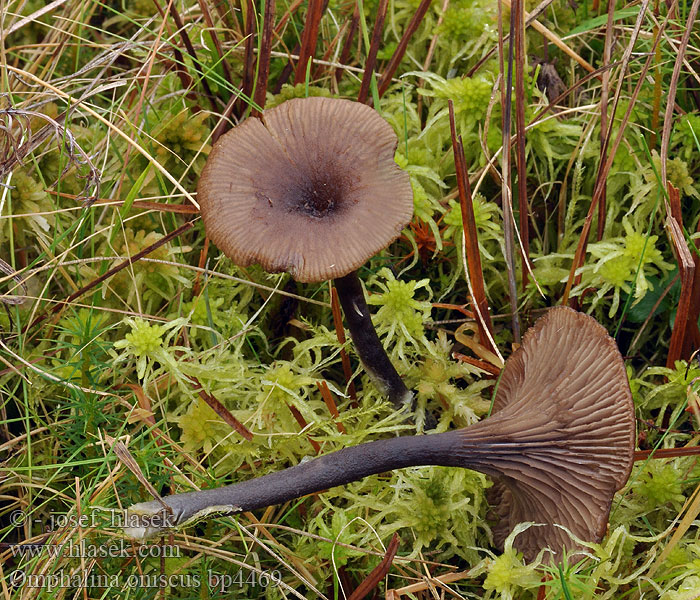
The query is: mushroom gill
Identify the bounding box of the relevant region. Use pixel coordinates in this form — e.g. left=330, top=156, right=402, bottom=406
left=452, top=306, right=636, bottom=559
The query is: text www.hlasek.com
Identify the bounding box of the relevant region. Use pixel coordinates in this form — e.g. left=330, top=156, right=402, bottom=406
left=9, top=539, right=179, bottom=559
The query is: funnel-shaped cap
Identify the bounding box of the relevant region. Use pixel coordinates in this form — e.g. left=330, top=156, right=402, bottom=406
left=457, top=306, right=635, bottom=560
left=197, top=97, right=414, bottom=283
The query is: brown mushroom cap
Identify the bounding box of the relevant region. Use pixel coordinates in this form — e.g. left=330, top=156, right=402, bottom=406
left=197, top=97, right=414, bottom=283
left=462, top=306, right=635, bottom=560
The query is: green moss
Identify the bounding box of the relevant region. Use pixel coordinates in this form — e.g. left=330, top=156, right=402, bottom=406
left=366, top=268, right=433, bottom=361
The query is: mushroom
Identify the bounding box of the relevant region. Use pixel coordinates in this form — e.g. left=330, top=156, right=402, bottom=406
left=197, top=96, right=414, bottom=407
left=124, top=307, right=636, bottom=561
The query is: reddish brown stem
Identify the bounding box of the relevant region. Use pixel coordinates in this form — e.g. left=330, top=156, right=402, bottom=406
left=513, top=0, right=530, bottom=289
left=252, top=0, right=275, bottom=117
left=685, top=218, right=700, bottom=356
left=666, top=204, right=695, bottom=367
left=635, top=447, right=700, bottom=461
left=358, top=0, right=388, bottom=104
left=150, top=0, right=194, bottom=98
left=330, top=287, right=358, bottom=407
left=287, top=403, right=321, bottom=454
left=348, top=533, right=400, bottom=600
left=377, top=0, right=432, bottom=97
left=452, top=352, right=501, bottom=376
left=597, top=0, right=615, bottom=241
left=162, top=0, right=218, bottom=112
left=190, top=377, right=253, bottom=441
left=499, top=0, right=521, bottom=341
left=448, top=101, right=496, bottom=355
left=294, top=0, right=325, bottom=84
left=192, top=235, right=209, bottom=296
left=273, top=44, right=299, bottom=93
left=335, top=3, right=360, bottom=84
left=197, top=0, right=234, bottom=87
left=275, top=0, right=304, bottom=33
left=317, top=381, right=346, bottom=434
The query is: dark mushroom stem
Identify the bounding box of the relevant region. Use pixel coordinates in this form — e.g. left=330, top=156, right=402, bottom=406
left=333, top=270, right=412, bottom=409
left=125, top=417, right=520, bottom=537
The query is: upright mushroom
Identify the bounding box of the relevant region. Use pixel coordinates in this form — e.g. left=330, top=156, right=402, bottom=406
left=124, top=307, right=636, bottom=561
left=197, top=97, right=414, bottom=408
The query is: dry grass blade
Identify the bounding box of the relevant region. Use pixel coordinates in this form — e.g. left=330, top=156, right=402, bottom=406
left=0, top=340, right=115, bottom=396
left=357, top=0, right=388, bottom=104
left=665, top=209, right=695, bottom=368
left=388, top=570, right=469, bottom=597
left=119, top=383, right=157, bottom=428
left=561, top=0, right=657, bottom=305
left=0, top=100, right=101, bottom=204
left=26, top=221, right=194, bottom=331
left=448, top=100, right=497, bottom=355
left=190, top=377, right=254, bottom=441
left=348, top=533, right=400, bottom=600
left=377, top=0, right=432, bottom=97
left=316, top=380, right=346, bottom=434
left=0, top=257, right=27, bottom=305
left=498, top=0, right=522, bottom=342
left=513, top=0, right=530, bottom=291
left=659, top=0, right=700, bottom=186
left=107, top=435, right=169, bottom=510
left=335, top=3, right=360, bottom=84
left=647, top=482, right=700, bottom=581
left=54, top=193, right=199, bottom=214
left=330, top=286, right=358, bottom=406
left=4, top=66, right=198, bottom=207
left=0, top=0, right=68, bottom=41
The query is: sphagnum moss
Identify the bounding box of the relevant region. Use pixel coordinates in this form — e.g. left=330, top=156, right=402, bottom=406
left=5, top=0, right=700, bottom=596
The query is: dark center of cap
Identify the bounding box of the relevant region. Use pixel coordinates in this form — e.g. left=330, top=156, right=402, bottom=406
left=296, top=178, right=339, bottom=217
left=285, top=166, right=350, bottom=219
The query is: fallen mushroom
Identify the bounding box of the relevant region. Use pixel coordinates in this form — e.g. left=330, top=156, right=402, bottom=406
left=197, top=97, right=414, bottom=408
left=123, top=307, right=635, bottom=561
